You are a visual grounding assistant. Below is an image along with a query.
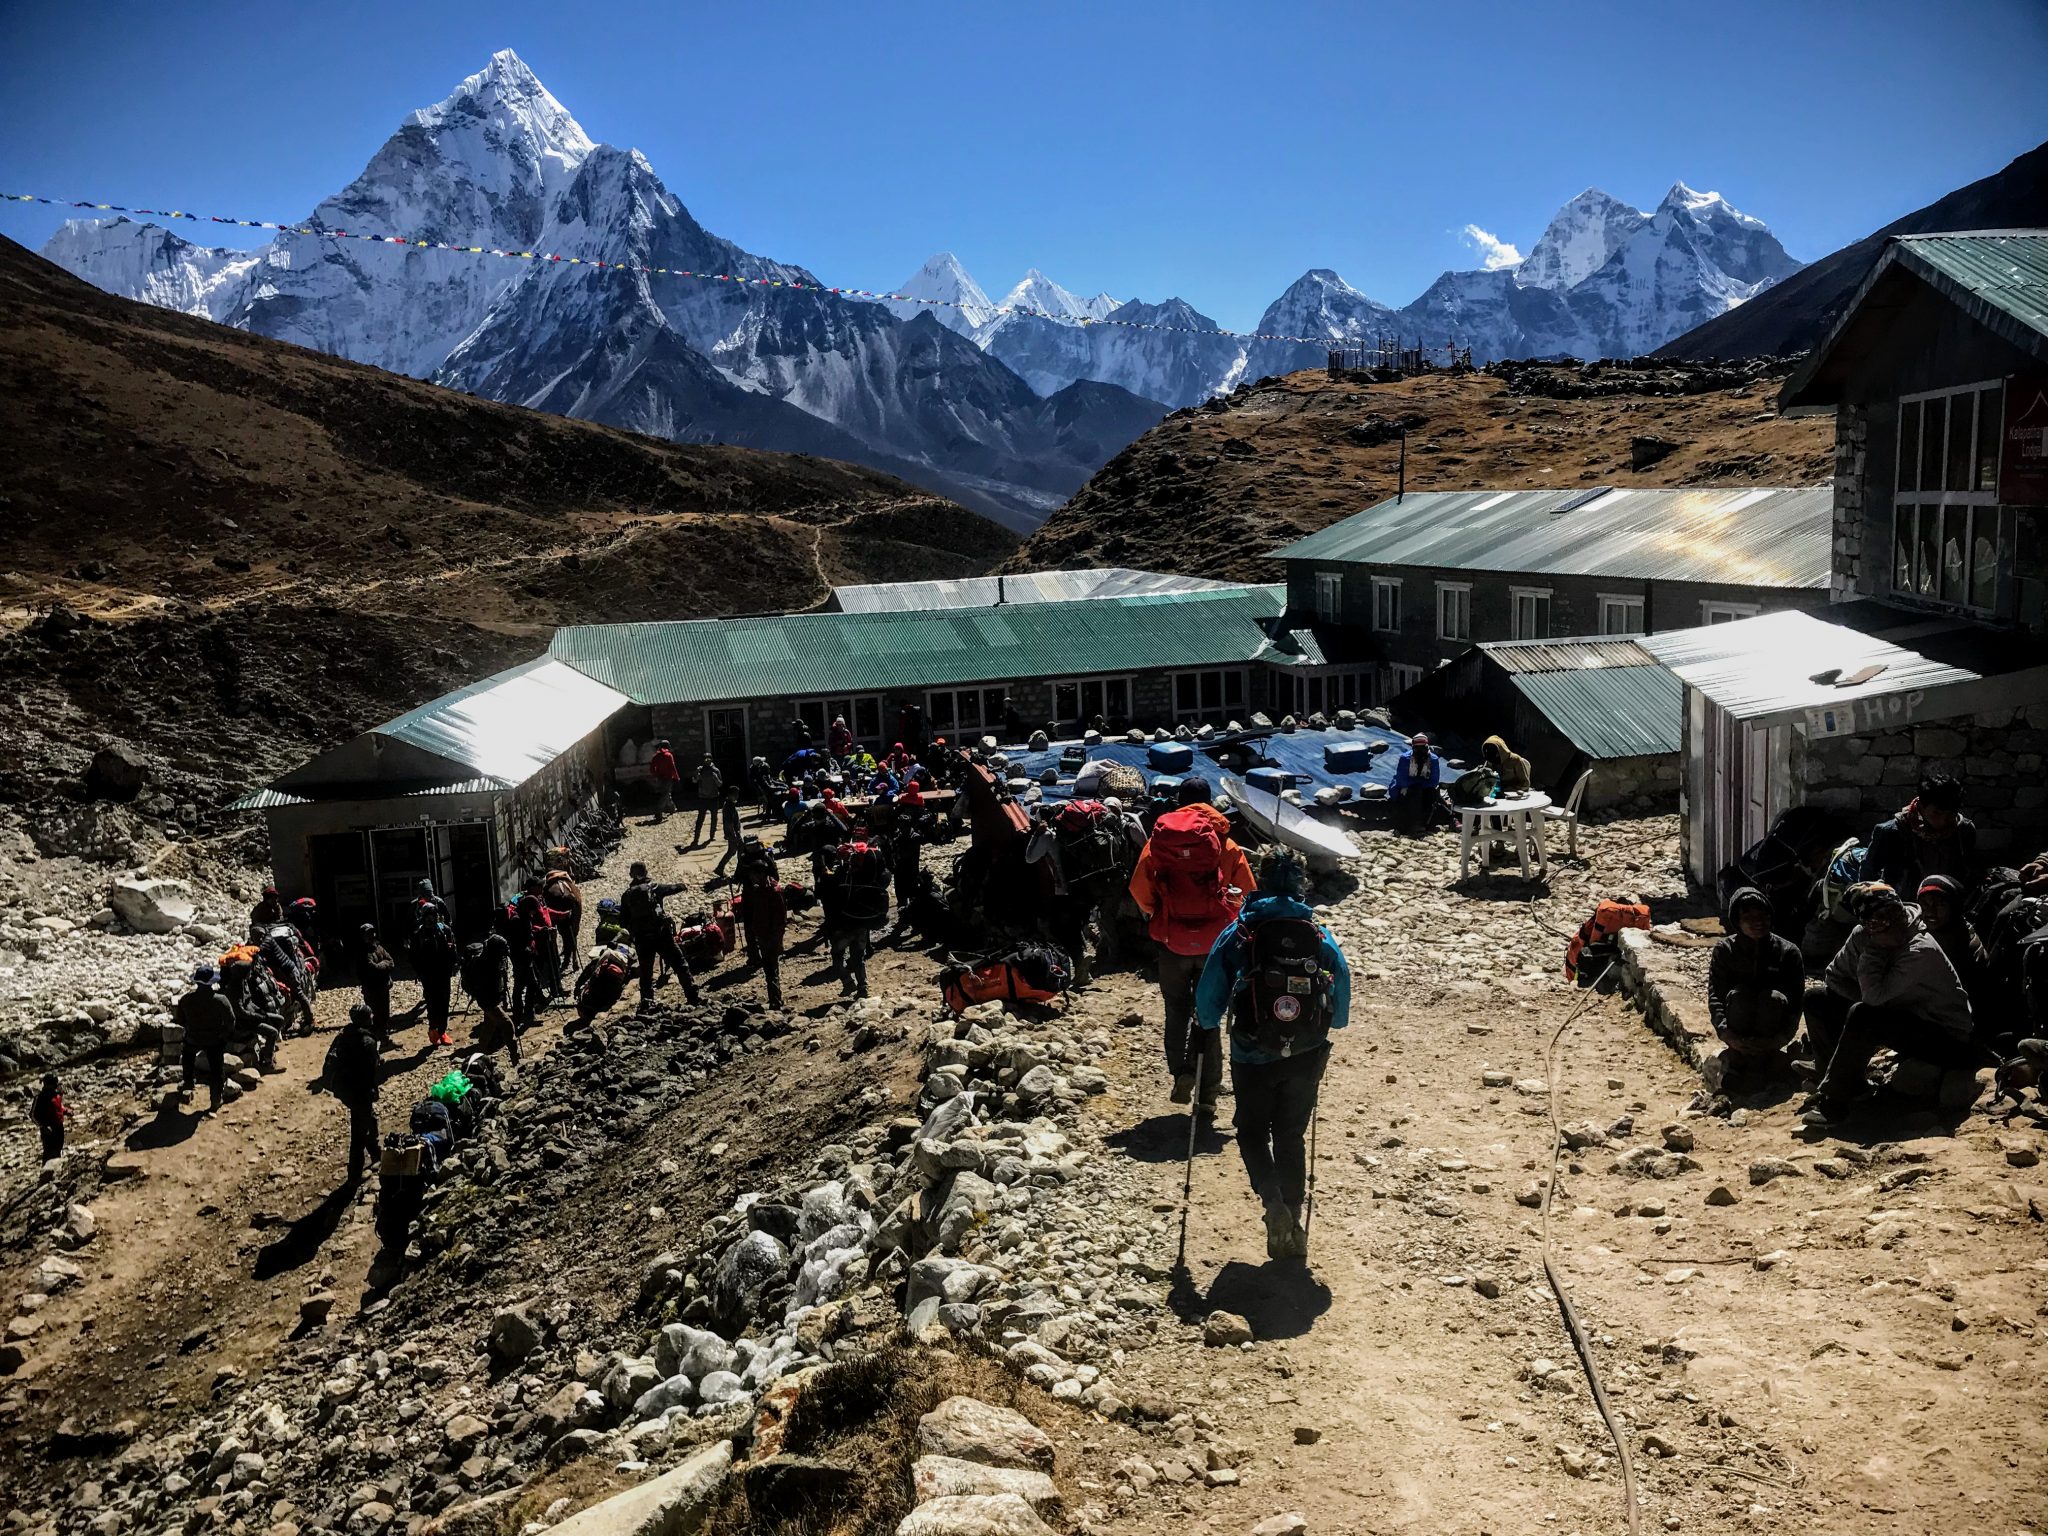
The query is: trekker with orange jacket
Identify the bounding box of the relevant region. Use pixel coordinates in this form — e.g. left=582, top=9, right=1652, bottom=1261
left=1128, top=779, right=1255, bottom=1121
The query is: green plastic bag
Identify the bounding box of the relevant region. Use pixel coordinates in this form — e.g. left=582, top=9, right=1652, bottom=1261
left=428, top=1070, right=473, bottom=1104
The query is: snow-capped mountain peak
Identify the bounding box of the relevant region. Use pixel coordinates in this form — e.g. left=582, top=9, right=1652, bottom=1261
left=407, top=48, right=595, bottom=186
left=42, top=216, right=261, bottom=321
left=999, top=269, right=1114, bottom=322
left=882, top=252, right=994, bottom=335
left=1514, top=188, right=1650, bottom=291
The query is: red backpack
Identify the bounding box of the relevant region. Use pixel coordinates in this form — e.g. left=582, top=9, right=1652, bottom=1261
left=1149, top=807, right=1231, bottom=942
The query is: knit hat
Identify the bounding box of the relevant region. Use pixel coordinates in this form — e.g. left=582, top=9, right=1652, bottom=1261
left=1258, top=846, right=1308, bottom=897
left=1411, top=734, right=1429, bottom=749
left=1844, top=880, right=1904, bottom=921
left=348, top=1003, right=374, bottom=1030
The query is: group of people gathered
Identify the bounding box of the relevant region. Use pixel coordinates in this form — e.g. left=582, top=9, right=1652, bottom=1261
left=1708, top=773, right=2043, bottom=1124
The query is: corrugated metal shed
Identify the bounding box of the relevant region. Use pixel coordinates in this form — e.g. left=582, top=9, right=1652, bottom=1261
left=374, top=658, right=629, bottom=784
left=1265, top=487, right=1831, bottom=587
left=551, top=586, right=1289, bottom=706
left=271, top=657, right=629, bottom=796
left=1509, top=665, right=1682, bottom=760
left=1637, top=609, right=1991, bottom=724
left=827, top=567, right=1240, bottom=614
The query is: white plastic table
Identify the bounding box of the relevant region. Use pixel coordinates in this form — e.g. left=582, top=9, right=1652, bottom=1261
left=1456, top=791, right=1552, bottom=879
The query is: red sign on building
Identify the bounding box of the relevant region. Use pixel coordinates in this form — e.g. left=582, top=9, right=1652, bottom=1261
left=2004, top=375, right=2048, bottom=505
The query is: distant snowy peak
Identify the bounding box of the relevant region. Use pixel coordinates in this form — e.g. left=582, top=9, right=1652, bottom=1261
left=1255, top=268, right=1399, bottom=343
left=1515, top=189, right=1650, bottom=291
left=998, top=268, right=1122, bottom=322
left=886, top=252, right=995, bottom=336
left=42, top=217, right=261, bottom=321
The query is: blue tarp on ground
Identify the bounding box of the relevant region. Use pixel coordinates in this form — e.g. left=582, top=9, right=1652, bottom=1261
left=995, top=725, right=1412, bottom=803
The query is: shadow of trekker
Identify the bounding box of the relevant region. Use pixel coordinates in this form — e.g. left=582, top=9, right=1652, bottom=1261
left=253, top=1183, right=355, bottom=1282
left=1105, top=1113, right=1230, bottom=1164
left=126, top=1097, right=204, bottom=1152
left=1167, top=1258, right=1333, bottom=1340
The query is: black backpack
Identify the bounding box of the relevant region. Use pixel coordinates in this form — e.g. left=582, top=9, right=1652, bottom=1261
left=619, top=881, right=664, bottom=934
left=1054, top=801, right=1124, bottom=890
left=458, top=942, right=501, bottom=1006
left=1232, top=914, right=1334, bottom=1056
left=409, top=914, right=457, bottom=973
left=838, top=843, right=893, bottom=924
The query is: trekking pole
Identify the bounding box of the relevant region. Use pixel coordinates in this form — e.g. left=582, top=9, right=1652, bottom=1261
left=1302, top=1073, right=1323, bottom=1254
left=1173, top=1094, right=1200, bottom=1273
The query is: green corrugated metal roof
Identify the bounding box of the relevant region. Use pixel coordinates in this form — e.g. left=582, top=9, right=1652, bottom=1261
left=1782, top=231, right=2048, bottom=410
left=1896, top=231, right=2048, bottom=348
left=1508, top=663, right=1683, bottom=761
left=549, top=586, right=1289, bottom=705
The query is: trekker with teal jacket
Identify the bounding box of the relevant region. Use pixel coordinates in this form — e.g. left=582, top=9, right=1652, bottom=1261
left=1195, top=848, right=1351, bottom=1260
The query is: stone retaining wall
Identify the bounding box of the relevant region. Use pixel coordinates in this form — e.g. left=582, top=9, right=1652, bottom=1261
left=1793, top=704, right=2048, bottom=858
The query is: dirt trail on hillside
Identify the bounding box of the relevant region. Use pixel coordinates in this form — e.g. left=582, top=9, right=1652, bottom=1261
left=1040, top=821, right=2045, bottom=1536
left=4, top=810, right=2041, bottom=1535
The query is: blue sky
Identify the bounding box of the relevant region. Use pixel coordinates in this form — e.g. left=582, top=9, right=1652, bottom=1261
left=2, top=0, right=2043, bottom=331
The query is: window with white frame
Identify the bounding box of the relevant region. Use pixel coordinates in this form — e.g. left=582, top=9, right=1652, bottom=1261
left=1387, top=663, right=1426, bottom=694
left=1599, top=593, right=1645, bottom=635
left=1172, top=668, right=1246, bottom=722
left=1314, top=572, right=1343, bottom=623
left=1893, top=380, right=2006, bottom=613
left=1285, top=668, right=1376, bottom=718
left=795, top=695, right=883, bottom=747
left=1052, top=675, right=1132, bottom=729
left=1436, top=582, right=1471, bottom=642
left=1699, top=601, right=1761, bottom=625
left=1371, top=577, right=1401, bottom=633
left=1510, top=586, right=1553, bottom=641
left=925, top=686, right=1009, bottom=738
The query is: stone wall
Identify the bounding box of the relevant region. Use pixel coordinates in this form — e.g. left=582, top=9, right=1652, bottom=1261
left=1794, top=702, right=2048, bottom=859
left=1586, top=753, right=1683, bottom=814
left=1830, top=404, right=1867, bottom=601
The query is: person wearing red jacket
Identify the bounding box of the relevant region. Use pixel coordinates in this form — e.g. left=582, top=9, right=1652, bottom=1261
left=648, top=739, right=680, bottom=823
left=1128, top=779, right=1256, bottom=1121
left=32, top=1074, right=66, bottom=1162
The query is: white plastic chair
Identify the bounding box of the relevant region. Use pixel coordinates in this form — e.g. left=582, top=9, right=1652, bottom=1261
left=1544, top=769, right=1592, bottom=857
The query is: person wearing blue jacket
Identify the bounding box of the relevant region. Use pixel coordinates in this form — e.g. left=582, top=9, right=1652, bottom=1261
left=1196, top=848, right=1351, bottom=1260
left=1389, top=733, right=1444, bottom=833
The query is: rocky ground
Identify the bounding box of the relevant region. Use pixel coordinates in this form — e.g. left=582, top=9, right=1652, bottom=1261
left=1011, top=363, right=1832, bottom=582
left=2, top=804, right=2043, bottom=1536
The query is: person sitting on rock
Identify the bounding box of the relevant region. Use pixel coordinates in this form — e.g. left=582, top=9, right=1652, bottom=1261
left=249, top=885, right=286, bottom=930
left=1865, top=774, right=1979, bottom=898
left=1194, top=847, right=1350, bottom=1261
left=1802, top=882, right=1976, bottom=1123
left=1916, top=874, right=1999, bottom=1043
left=1388, top=733, right=1444, bottom=834
left=1481, top=734, right=1533, bottom=795
left=1705, top=887, right=1806, bottom=1088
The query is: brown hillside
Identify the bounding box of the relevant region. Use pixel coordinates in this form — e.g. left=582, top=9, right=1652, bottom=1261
left=0, top=235, right=1015, bottom=825
left=1015, top=361, right=1833, bottom=581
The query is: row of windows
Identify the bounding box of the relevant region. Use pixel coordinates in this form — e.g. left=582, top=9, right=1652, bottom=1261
left=1318, top=571, right=1748, bottom=641
left=792, top=669, right=1254, bottom=746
